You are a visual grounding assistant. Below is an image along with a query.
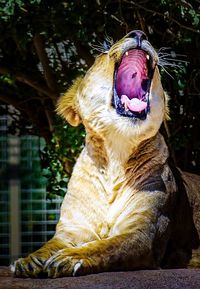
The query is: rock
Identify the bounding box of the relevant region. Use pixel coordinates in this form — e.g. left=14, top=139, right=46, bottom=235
left=0, top=266, right=199, bottom=289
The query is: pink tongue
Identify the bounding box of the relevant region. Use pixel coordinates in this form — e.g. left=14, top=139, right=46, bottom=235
left=121, top=95, right=147, bottom=112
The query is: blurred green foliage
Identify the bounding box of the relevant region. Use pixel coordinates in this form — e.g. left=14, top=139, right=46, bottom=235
left=0, top=0, right=41, bottom=20
left=0, top=0, right=199, bottom=197
left=41, top=120, right=85, bottom=199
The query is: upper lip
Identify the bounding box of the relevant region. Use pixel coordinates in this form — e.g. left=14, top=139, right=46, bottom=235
left=121, top=46, right=155, bottom=69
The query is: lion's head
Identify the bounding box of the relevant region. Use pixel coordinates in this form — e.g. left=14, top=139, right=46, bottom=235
left=57, top=30, right=169, bottom=146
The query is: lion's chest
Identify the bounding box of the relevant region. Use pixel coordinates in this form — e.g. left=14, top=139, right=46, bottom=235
left=59, top=164, right=163, bottom=244
left=58, top=147, right=168, bottom=245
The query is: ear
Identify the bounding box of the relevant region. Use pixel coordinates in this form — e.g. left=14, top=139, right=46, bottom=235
left=56, top=77, right=82, bottom=126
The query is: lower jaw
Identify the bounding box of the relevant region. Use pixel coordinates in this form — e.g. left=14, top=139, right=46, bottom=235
left=113, top=78, right=151, bottom=121
left=118, top=110, right=148, bottom=120
left=112, top=92, right=150, bottom=120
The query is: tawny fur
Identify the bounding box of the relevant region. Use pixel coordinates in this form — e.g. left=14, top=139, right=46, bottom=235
left=12, top=31, right=200, bottom=278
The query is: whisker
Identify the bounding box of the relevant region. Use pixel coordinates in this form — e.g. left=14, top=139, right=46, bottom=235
left=158, top=65, right=174, bottom=79
left=159, top=63, right=181, bottom=68
left=158, top=53, right=177, bottom=59
left=90, top=43, right=107, bottom=53
left=159, top=63, right=186, bottom=72
left=104, top=34, right=114, bottom=48
left=159, top=60, right=187, bottom=67
left=157, top=47, right=172, bottom=52
left=158, top=53, right=172, bottom=57
left=90, top=34, right=113, bottom=53
left=158, top=50, right=187, bottom=58
left=158, top=56, right=187, bottom=62
left=157, top=46, right=189, bottom=78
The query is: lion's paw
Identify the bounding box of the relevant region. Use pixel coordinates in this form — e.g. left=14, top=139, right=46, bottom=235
left=11, top=255, right=46, bottom=278
left=45, top=249, right=91, bottom=278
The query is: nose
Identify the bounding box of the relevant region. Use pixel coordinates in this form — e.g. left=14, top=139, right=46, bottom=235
left=126, top=30, right=147, bottom=48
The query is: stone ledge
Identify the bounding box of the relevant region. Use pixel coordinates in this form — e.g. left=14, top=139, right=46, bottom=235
left=0, top=266, right=200, bottom=289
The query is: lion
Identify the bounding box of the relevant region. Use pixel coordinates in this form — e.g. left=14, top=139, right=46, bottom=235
left=12, top=30, right=200, bottom=278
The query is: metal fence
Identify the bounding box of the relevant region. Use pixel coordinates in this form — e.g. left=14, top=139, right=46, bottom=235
left=0, top=111, right=62, bottom=265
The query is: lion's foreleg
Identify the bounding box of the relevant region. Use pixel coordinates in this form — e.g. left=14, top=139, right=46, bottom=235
left=12, top=237, right=67, bottom=277
left=45, top=231, right=156, bottom=278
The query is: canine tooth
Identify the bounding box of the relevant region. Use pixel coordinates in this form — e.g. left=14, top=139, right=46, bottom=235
left=146, top=54, right=150, bottom=60
left=125, top=51, right=129, bottom=56
left=121, top=95, right=129, bottom=111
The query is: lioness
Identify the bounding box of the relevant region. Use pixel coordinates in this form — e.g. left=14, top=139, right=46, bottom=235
left=12, top=30, right=200, bottom=278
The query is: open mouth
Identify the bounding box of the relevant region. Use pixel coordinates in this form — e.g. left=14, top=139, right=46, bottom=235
left=113, top=49, right=154, bottom=120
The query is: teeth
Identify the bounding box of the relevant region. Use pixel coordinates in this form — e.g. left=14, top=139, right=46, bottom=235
left=146, top=54, right=150, bottom=60
left=125, top=51, right=129, bottom=56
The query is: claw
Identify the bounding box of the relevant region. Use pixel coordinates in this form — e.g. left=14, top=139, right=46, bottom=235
left=28, top=263, right=34, bottom=272
left=30, top=255, right=44, bottom=267
left=73, top=261, right=83, bottom=276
